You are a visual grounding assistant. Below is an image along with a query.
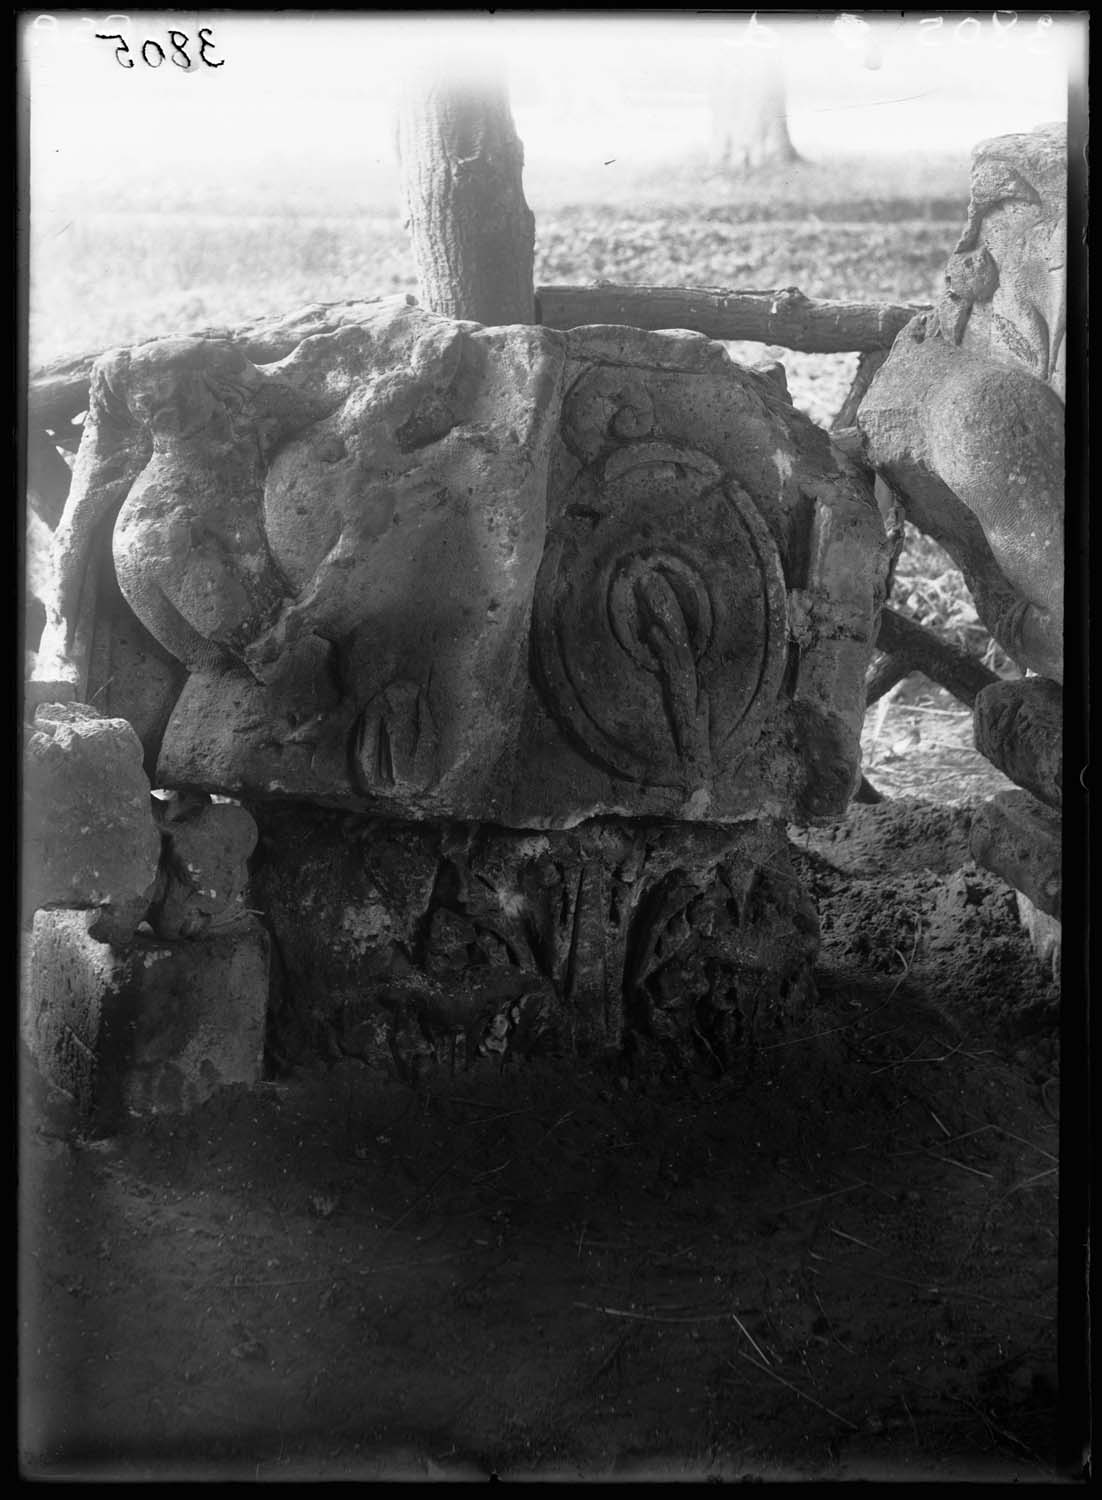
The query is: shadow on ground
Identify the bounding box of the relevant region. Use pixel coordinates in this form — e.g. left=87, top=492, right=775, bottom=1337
left=20, top=795, right=1067, bottom=1483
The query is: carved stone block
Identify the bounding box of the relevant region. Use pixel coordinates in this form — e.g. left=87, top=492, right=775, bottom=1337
left=253, top=808, right=818, bottom=1080
left=29, top=297, right=895, bottom=1073
left=969, top=790, right=1060, bottom=921
left=149, top=792, right=259, bottom=939
left=858, top=124, right=1066, bottom=939
left=973, top=677, right=1062, bottom=809
left=858, top=123, right=1066, bottom=683
left=26, top=909, right=269, bottom=1134
left=33, top=301, right=888, bottom=829
left=22, top=703, right=161, bottom=942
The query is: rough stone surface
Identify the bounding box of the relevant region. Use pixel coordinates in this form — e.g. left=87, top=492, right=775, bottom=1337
left=973, top=677, right=1062, bottom=809
left=26, top=909, right=269, bottom=1134
left=857, top=125, right=1065, bottom=934
left=83, top=531, right=190, bottom=777
left=858, top=123, right=1066, bottom=683
left=1016, top=891, right=1061, bottom=982
left=149, top=792, right=259, bottom=939
left=969, top=791, right=1061, bottom=920
left=28, top=299, right=895, bottom=1076
left=945, top=125, right=1067, bottom=399
left=858, top=327, right=1063, bottom=681
left=22, top=703, right=161, bottom=941
left=27, top=426, right=73, bottom=532
left=253, top=808, right=818, bottom=1082
left=34, top=301, right=888, bottom=828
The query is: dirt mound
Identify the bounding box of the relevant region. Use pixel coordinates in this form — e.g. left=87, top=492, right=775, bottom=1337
left=797, top=797, right=975, bottom=878
left=793, top=799, right=1060, bottom=1044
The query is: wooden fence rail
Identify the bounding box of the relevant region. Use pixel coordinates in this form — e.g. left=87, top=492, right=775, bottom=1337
left=28, top=285, right=926, bottom=434
left=535, top=284, right=925, bottom=352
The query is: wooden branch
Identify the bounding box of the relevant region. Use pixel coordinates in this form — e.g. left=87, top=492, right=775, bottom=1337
left=857, top=608, right=1001, bottom=804
left=865, top=652, right=914, bottom=708
left=535, top=285, right=926, bottom=353
left=30, top=287, right=924, bottom=432
left=28, top=358, right=99, bottom=435
left=875, top=605, right=999, bottom=710
left=832, top=349, right=888, bottom=431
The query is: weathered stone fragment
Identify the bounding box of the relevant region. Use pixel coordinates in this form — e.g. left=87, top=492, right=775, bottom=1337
left=253, top=808, right=818, bottom=1081
left=858, top=124, right=1065, bottom=945
left=858, top=123, right=1066, bottom=683
left=27, top=296, right=895, bottom=1075
left=82, top=532, right=189, bottom=776
left=1016, top=892, right=1060, bottom=982
left=26, top=909, right=269, bottom=1134
left=973, top=677, right=1062, bottom=808
left=27, top=426, right=73, bottom=531
left=247, top=812, right=441, bottom=1069
left=149, top=792, right=259, bottom=939
left=858, top=325, right=1063, bottom=681
left=969, top=791, right=1061, bottom=920
left=517, top=325, right=887, bottom=827
left=25, top=429, right=71, bottom=658
left=22, top=703, right=161, bottom=941
left=944, top=125, right=1067, bottom=398
left=34, top=300, right=888, bottom=828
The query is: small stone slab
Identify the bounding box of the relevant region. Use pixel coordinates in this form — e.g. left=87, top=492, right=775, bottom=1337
left=969, top=790, right=1060, bottom=919
left=26, top=910, right=269, bottom=1134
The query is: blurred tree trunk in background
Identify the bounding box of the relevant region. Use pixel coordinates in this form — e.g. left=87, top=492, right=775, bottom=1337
left=709, top=50, right=799, bottom=175
left=397, top=60, right=535, bottom=325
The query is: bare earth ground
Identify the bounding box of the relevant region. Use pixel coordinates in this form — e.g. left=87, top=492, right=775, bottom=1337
left=19, top=705, right=1065, bottom=1482
left=21, top=159, right=1074, bottom=1482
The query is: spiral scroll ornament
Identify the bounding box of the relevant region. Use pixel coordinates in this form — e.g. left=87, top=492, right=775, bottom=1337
left=532, top=442, right=788, bottom=787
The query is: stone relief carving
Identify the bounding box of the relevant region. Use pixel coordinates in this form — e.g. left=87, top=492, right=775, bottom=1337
left=940, top=125, right=1066, bottom=396
left=28, top=299, right=892, bottom=1085
left=254, top=809, right=817, bottom=1080
left=530, top=440, right=788, bottom=789
left=858, top=122, right=1066, bottom=685
left=857, top=123, right=1067, bottom=959
left=33, top=302, right=889, bottom=830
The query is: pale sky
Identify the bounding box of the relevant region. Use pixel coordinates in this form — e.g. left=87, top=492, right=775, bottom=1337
left=22, top=11, right=1084, bottom=205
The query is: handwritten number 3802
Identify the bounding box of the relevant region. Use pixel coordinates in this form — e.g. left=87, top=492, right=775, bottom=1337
left=95, top=28, right=224, bottom=69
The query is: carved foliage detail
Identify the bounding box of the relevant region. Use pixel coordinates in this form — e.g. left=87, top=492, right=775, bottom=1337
left=254, top=811, right=818, bottom=1081
left=623, top=851, right=818, bottom=1061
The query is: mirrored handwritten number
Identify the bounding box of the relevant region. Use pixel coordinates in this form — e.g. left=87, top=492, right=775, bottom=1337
left=94, top=28, right=224, bottom=69
left=198, top=27, right=224, bottom=67
left=95, top=31, right=134, bottom=67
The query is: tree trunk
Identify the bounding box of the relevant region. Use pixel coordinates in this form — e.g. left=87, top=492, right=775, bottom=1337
left=397, top=60, right=535, bottom=326
left=709, top=50, right=799, bottom=175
